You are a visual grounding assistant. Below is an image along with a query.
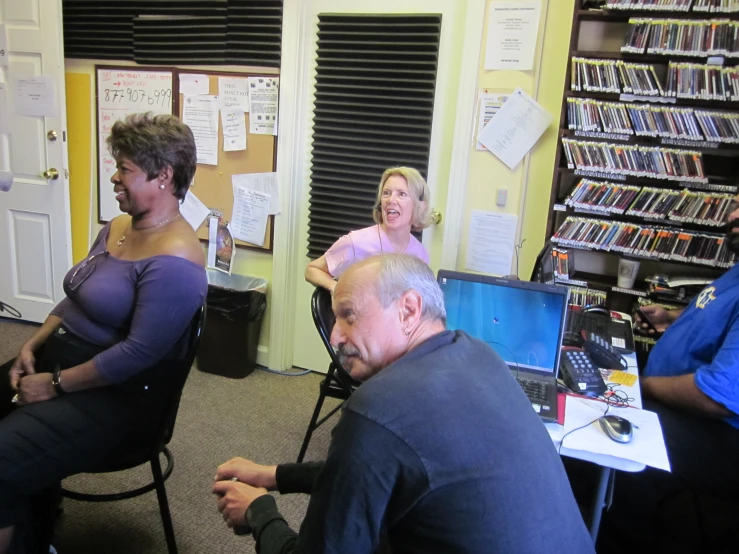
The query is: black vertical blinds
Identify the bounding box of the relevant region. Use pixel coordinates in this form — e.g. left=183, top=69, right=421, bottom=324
left=307, top=13, right=441, bottom=259
left=62, top=0, right=282, bottom=67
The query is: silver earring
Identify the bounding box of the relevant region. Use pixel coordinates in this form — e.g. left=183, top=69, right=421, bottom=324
left=404, top=329, right=410, bottom=336
left=159, top=184, right=165, bottom=190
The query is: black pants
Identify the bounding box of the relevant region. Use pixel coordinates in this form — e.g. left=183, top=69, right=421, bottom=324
left=596, top=398, right=739, bottom=553
left=0, top=328, right=166, bottom=530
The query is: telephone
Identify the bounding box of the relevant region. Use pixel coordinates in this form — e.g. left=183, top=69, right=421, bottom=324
left=559, top=347, right=607, bottom=397
left=581, top=331, right=628, bottom=370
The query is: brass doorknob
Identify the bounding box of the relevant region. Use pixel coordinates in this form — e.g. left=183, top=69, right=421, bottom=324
left=430, top=209, right=442, bottom=225
left=43, top=168, right=59, bottom=180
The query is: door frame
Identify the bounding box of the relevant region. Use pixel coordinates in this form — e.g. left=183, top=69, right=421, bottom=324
left=268, top=0, right=486, bottom=371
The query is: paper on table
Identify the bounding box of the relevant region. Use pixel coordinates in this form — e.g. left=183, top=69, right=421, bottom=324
left=180, top=190, right=210, bottom=231
left=0, top=84, right=7, bottom=133
left=465, top=211, right=517, bottom=276
left=248, top=77, right=279, bottom=135
left=219, top=77, right=250, bottom=112
left=0, top=24, right=7, bottom=67
left=484, top=1, right=542, bottom=71
left=222, top=108, right=247, bottom=152
left=476, top=91, right=510, bottom=150
left=231, top=187, right=270, bottom=246
left=232, top=172, right=280, bottom=215
left=182, top=95, right=219, bottom=165
left=563, top=396, right=671, bottom=472
left=207, top=218, right=218, bottom=268
left=179, top=74, right=209, bottom=96
left=14, top=76, right=58, bottom=117
left=477, top=88, right=552, bottom=170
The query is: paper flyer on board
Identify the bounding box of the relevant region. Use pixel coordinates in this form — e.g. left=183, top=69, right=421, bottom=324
left=248, top=77, right=279, bottom=135
left=182, top=95, right=219, bottom=165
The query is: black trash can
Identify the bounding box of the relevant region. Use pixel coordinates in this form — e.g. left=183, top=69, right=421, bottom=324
left=197, top=270, right=268, bottom=378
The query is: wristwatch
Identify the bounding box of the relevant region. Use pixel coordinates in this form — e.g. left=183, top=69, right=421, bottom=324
left=52, top=365, right=66, bottom=396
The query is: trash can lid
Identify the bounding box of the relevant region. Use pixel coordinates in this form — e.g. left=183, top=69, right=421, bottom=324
left=206, top=269, right=268, bottom=293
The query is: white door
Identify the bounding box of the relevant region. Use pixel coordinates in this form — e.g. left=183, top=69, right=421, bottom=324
left=0, top=0, right=71, bottom=323
left=290, top=0, right=476, bottom=372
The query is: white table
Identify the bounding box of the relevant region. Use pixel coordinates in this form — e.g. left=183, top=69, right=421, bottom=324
left=546, top=350, right=646, bottom=540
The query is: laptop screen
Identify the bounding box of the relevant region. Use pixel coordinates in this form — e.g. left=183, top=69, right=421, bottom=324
left=438, top=270, right=569, bottom=375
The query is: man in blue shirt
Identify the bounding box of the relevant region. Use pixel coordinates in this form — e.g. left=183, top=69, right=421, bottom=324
left=601, top=200, right=739, bottom=551
left=212, top=254, right=594, bottom=553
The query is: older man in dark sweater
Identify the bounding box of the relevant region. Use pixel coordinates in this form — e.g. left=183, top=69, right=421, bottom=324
left=214, top=254, right=594, bottom=553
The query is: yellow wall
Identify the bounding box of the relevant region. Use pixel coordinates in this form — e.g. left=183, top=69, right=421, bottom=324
left=65, top=72, right=92, bottom=264
left=459, top=0, right=574, bottom=278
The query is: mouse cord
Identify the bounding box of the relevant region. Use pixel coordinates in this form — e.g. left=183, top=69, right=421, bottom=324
left=558, top=402, right=610, bottom=456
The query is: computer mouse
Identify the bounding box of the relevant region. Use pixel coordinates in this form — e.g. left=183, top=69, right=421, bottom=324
left=598, top=415, right=633, bottom=444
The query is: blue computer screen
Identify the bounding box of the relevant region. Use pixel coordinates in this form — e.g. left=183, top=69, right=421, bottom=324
left=440, top=277, right=565, bottom=373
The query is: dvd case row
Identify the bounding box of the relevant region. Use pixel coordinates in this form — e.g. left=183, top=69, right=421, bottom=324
left=568, top=98, right=739, bottom=143
left=563, top=178, right=734, bottom=225
left=604, top=0, right=739, bottom=11
left=568, top=286, right=608, bottom=308
left=665, top=62, right=739, bottom=100
left=623, top=18, right=739, bottom=56
left=571, top=58, right=664, bottom=96
left=552, top=216, right=736, bottom=267
left=625, top=187, right=734, bottom=224
left=562, top=139, right=707, bottom=181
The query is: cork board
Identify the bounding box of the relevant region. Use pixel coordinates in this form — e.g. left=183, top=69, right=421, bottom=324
left=178, top=70, right=277, bottom=252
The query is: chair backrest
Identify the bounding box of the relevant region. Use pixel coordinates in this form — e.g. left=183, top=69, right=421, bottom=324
left=155, top=303, right=207, bottom=451
left=310, top=287, right=359, bottom=391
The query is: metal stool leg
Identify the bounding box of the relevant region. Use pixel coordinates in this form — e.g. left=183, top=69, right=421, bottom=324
left=151, top=451, right=178, bottom=554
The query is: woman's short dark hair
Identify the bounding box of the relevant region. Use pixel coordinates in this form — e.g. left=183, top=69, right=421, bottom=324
left=107, top=113, right=196, bottom=201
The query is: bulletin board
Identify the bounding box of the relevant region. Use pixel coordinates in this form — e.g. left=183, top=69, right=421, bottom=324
left=178, top=70, right=277, bottom=252
left=95, top=65, right=177, bottom=223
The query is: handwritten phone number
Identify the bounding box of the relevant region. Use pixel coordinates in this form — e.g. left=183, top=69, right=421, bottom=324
left=104, top=88, right=172, bottom=107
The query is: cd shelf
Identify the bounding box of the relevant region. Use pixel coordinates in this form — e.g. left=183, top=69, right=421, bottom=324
left=545, top=1, right=739, bottom=308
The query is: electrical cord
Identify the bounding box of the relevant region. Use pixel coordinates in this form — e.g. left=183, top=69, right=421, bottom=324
left=558, top=401, right=610, bottom=456
left=256, top=366, right=312, bottom=377
left=487, top=341, right=522, bottom=381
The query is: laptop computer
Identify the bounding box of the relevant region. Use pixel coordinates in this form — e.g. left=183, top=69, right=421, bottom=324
left=437, top=270, right=570, bottom=422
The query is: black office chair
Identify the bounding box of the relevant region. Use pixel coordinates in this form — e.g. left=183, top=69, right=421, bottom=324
left=297, top=287, right=359, bottom=462
left=60, top=304, right=206, bottom=554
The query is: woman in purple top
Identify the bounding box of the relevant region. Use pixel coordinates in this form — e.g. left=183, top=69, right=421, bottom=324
left=305, top=166, right=432, bottom=293
left=0, top=113, right=207, bottom=554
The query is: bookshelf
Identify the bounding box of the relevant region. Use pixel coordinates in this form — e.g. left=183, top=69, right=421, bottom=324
left=546, top=0, right=739, bottom=317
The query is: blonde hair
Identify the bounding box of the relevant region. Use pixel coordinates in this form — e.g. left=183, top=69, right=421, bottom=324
left=372, top=167, right=431, bottom=231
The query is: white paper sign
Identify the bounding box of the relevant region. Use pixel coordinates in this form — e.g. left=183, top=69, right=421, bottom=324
left=0, top=84, right=8, bottom=133
left=0, top=24, right=8, bottom=67
left=465, top=211, right=518, bottom=276
left=207, top=217, right=218, bottom=268
left=476, top=91, right=510, bottom=150
left=180, top=190, right=211, bottom=231
left=222, top=108, right=247, bottom=152
left=218, top=77, right=250, bottom=112
left=179, top=74, right=209, bottom=96
left=14, top=76, right=58, bottom=117
left=232, top=172, right=280, bottom=215
left=477, top=88, right=552, bottom=170
left=96, top=68, right=174, bottom=222
left=248, top=77, right=279, bottom=135
left=484, top=1, right=542, bottom=71
left=231, top=187, right=271, bottom=246
left=182, top=95, right=219, bottom=165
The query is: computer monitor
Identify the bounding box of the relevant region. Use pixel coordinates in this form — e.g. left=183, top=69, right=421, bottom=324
left=437, top=270, right=569, bottom=375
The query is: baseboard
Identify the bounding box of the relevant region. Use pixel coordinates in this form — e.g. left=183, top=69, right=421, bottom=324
left=257, top=344, right=268, bottom=369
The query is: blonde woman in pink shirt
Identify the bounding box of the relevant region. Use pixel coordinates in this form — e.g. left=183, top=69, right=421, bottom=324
left=305, top=167, right=432, bottom=293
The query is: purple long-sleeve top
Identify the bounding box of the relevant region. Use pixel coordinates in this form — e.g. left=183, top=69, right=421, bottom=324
left=51, top=223, right=207, bottom=384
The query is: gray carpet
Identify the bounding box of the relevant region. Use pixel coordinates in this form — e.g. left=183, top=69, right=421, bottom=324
left=0, top=319, right=336, bottom=553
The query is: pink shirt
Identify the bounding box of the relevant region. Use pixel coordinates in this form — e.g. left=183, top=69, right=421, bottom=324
left=325, top=224, right=430, bottom=278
